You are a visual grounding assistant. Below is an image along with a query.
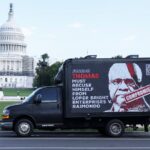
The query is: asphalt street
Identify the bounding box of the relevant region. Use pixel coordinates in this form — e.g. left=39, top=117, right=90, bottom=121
left=1, top=131, right=150, bottom=150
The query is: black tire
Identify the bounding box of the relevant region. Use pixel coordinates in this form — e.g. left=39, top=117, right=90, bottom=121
left=106, top=119, right=124, bottom=137
left=14, top=119, right=34, bottom=137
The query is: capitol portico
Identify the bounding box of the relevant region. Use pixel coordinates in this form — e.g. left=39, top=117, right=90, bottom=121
left=0, top=3, right=34, bottom=88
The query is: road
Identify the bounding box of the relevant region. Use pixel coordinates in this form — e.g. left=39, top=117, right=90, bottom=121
left=1, top=131, right=150, bottom=150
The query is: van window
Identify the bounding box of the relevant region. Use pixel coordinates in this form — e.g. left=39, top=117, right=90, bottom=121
left=37, top=88, right=57, bottom=102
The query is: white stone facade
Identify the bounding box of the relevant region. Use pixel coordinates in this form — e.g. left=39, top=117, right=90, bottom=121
left=0, top=4, right=34, bottom=88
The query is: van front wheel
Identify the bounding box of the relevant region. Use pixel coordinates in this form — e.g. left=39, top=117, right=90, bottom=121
left=106, top=119, right=124, bottom=137
left=15, top=119, right=33, bottom=137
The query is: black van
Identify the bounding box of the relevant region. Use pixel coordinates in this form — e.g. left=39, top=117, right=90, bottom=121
left=1, top=55, right=150, bottom=137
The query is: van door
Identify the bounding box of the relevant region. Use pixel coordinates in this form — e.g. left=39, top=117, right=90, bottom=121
left=32, top=87, right=62, bottom=125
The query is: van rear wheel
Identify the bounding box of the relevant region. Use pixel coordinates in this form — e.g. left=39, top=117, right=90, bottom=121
left=14, top=119, right=33, bottom=137
left=106, top=119, right=124, bottom=137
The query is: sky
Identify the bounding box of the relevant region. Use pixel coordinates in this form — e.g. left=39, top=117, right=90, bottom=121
left=0, top=0, right=150, bottom=63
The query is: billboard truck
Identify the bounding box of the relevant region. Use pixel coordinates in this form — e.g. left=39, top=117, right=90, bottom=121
left=1, top=55, right=150, bottom=137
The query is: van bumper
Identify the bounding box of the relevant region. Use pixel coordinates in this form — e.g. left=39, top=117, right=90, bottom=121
left=0, top=120, right=13, bottom=130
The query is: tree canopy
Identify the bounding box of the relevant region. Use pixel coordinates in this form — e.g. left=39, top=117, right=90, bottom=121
left=33, top=53, right=63, bottom=87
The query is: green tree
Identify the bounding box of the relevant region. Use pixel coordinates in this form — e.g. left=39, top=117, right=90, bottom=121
left=49, top=61, right=63, bottom=85
left=33, top=53, right=50, bottom=87
left=41, top=53, right=49, bottom=63
left=33, top=53, right=63, bottom=87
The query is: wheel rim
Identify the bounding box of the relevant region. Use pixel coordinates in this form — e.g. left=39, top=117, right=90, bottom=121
left=18, top=122, right=30, bottom=135
left=110, top=123, right=122, bottom=135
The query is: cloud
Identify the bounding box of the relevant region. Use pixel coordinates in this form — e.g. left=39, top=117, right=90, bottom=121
left=68, top=22, right=84, bottom=28
left=123, top=35, right=136, bottom=41
left=21, top=26, right=38, bottom=37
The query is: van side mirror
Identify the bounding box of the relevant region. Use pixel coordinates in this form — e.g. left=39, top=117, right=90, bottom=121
left=34, top=94, right=42, bottom=104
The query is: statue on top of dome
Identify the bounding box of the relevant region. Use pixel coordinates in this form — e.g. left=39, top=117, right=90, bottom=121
left=8, top=3, right=14, bottom=21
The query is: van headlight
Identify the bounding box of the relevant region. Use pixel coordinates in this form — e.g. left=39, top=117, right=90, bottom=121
left=2, top=109, right=10, bottom=119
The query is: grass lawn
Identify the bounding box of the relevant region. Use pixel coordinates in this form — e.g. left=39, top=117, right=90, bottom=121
left=0, top=101, right=18, bottom=120
left=3, top=88, right=34, bottom=96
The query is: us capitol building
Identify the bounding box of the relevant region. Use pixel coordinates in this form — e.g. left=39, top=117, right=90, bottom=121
left=0, top=4, right=34, bottom=88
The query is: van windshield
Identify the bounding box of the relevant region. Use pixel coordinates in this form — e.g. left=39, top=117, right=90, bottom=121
left=22, top=88, right=39, bottom=103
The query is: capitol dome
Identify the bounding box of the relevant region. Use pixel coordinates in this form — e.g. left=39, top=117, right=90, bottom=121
left=0, top=3, right=26, bottom=55
left=0, top=3, right=34, bottom=88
